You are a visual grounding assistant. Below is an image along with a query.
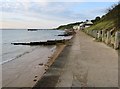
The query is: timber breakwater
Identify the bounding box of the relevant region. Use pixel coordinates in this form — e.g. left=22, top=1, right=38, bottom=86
left=11, top=39, right=69, bottom=45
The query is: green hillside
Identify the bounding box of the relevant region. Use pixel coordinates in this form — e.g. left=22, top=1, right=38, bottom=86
left=86, top=3, right=120, bottom=32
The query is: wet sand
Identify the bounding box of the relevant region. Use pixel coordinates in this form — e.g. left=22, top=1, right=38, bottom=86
left=2, top=44, right=66, bottom=87
left=34, top=30, right=118, bottom=88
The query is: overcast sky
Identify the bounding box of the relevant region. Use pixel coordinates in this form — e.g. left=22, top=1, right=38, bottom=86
left=0, top=0, right=118, bottom=29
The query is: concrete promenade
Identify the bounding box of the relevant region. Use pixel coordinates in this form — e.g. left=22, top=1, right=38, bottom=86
left=34, top=31, right=118, bottom=88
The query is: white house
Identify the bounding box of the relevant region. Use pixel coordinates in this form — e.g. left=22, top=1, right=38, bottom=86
left=73, top=25, right=79, bottom=30
left=84, top=20, right=93, bottom=28
left=79, top=20, right=93, bottom=30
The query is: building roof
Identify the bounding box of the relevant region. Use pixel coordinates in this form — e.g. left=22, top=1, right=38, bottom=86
left=85, top=21, right=93, bottom=25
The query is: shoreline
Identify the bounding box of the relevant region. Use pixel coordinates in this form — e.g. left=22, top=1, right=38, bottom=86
left=44, top=44, right=66, bottom=70
left=33, top=43, right=67, bottom=87
left=2, top=42, right=67, bottom=87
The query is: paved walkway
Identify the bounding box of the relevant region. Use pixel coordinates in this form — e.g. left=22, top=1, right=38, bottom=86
left=34, top=31, right=118, bottom=88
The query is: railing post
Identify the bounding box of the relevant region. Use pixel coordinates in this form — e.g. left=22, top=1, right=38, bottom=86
left=114, top=31, right=120, bottom=49
left=106, top=31, right=111, bottom=44
left=97, top=30, right=102, bottom=41
left=102, top=30, right=105, bottom=42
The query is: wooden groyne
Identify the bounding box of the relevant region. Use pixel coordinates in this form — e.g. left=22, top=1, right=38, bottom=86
left=11, top=39, right=69, bottom=45
left=28, top=29, right=38, bottom=31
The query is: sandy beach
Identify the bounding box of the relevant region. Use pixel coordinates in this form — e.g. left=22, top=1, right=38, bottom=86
left=2, top=44, right=66, bottom=87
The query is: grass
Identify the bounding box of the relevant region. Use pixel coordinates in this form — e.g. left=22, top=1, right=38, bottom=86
left=85, top=20, right=115, bottom=31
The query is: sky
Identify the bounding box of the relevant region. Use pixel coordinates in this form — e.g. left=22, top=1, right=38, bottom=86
left=0, top=0, right=118, bottom=29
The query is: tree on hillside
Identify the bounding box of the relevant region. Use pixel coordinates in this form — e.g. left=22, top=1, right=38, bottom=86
left=91, top=16, right=101, bottom=23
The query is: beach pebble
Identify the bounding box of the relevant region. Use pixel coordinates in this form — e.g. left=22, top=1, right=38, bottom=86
left=45, top=68, right=47, bottom=71
left=48, top=56, right=51, bottom=58
left=44, top=64, right=49, bottom=67
left=38, top=63, right=43, bottom=66
left=33, top=79, right=37, bottom=82
left=35, top=76, right=38, bottom=78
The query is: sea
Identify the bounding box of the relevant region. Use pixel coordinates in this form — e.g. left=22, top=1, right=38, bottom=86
left=1, top=29, right=72, bottom=65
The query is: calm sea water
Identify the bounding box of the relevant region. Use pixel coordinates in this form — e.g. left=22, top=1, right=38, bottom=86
left=1, top=29, right=72, bottom=64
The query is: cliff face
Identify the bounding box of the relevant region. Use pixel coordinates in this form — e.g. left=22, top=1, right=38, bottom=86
left=86, top=3, right=120, bottom=32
